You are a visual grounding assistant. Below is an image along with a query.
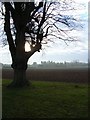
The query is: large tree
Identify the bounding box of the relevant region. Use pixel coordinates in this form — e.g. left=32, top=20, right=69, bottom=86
left=1, top=0, right=81, bottom=87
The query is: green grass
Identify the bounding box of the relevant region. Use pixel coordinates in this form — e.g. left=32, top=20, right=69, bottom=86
left=2, top=79, right=88, bottom=118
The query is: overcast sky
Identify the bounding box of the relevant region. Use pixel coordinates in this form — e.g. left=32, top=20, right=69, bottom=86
left=0, top=0, right=88, bottom=64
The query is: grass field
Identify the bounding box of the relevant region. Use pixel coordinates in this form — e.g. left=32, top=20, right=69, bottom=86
left=2, top=79, right=88, bottom=118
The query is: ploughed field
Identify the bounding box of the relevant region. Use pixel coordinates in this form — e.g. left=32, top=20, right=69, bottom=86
left=2, top=68, right=88, bottom=83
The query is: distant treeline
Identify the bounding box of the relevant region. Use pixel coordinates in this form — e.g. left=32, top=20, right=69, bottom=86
left=1, top=61, right=88, bottom=69
left=28, top=61, right=88, bottom=69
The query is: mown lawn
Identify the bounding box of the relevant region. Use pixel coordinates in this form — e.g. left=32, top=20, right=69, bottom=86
left=2, top=79, right=88, bottom=118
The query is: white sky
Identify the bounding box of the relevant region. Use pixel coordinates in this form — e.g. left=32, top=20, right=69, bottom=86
left=0, top=0, right=88, bottom=64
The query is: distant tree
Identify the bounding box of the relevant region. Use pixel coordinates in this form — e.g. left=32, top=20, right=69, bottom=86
left=0, top=1, right=82, bottom=87
left=33, top=62, right=37, bottom=66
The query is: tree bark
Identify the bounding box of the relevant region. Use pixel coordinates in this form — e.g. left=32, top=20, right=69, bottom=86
left=8, top=53, right=30, bottom=88
left=8, top=69, right=30, bottom=88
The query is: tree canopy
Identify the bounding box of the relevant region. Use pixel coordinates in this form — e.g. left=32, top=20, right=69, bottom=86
left=0, top=0, right=81, bottom=48
left=0, top=0, right=83, bottom=87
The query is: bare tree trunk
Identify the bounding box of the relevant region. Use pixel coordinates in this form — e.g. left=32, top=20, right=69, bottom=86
left=8, top=53, right=30, bottom=88
left=8, top=69, right=30, bottom=88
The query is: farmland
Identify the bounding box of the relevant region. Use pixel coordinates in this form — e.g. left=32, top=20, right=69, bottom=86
left=2, top=68, right=88, bottom=83
left=2, top=67, right=88, bottom=118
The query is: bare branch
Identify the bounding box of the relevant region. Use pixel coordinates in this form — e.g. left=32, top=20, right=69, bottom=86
left=1, top=1, right=83, bottom=59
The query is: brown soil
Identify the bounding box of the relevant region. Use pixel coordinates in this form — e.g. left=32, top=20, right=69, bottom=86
left=2, top=68, right=88, bottom=83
